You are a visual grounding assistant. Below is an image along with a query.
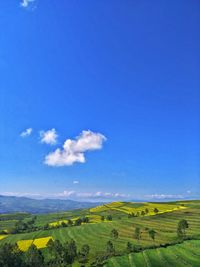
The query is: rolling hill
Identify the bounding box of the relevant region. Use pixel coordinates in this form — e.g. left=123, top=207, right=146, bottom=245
left=0, top=195, right=101, bottom=214
left=0, top=200, right=200, bottom=266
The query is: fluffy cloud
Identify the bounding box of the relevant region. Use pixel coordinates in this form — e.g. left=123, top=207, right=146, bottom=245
left=20, top=0, right=35, bottom=8
left=45, top=130, right=106, bottom=166
left=56, top=190, right=129, bottom=200
left=40, top=128, right=58, bottom=145
left=20, top=128, right=33, bottom=137
left=1, top=190, right=130, bottom=201
left=73, top=180, right=79, bottom=184
left=146, top=194, right=184, bottom=199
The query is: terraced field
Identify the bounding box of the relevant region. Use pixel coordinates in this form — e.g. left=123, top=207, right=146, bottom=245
left=0, top=200, right=200, bottom=265
left=90, top=201, right=186, bottom=215
left=105, top=240, right=200, bottom=267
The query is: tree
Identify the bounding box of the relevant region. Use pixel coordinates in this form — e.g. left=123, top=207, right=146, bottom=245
left=111, top=229, right=119, bottom=239
left=47, top=238, right=54, bottom=253
left=43, top=223, right=49, bottom=230
left=141, top=210, right=145, bottom=216
left=81, top=244, right=90, bottom=257
left=148, top=229, right=156, bottom=241
left=126, top=242, right=132, bottom=253
left=177, top=219, right=189, bottom=238
left=101, top=215, right=105, bottom=221
left=68, top=239, right=77, bottom=262
left=154, top=208, right=159, bottom=214
left=0, top=243, right=23, bottom=267
left=74, top=218, right=82, bottom=226
left=62, top=239, right=77, bottom=265
left=106, top=215, right=112, bottom=221
left=82, top=217, right=89, bottom=223
left=145, top=208, right=149, bottom=214
left=67, top=219, right=73, bottom=226
left=106, top=241, right=115, bottom=255
left=134, top=227, right=141, bottom=242
left=61, top=221, right=68, bottom=227
left=25, top=244, right=44, bottom=267
left=47, top=239, right=63, bottom=264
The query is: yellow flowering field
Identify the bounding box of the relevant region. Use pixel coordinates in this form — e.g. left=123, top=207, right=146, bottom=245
left=90, top=201, right=186, bottom=216
left=33, top=236, right=53, bottom=249
left=0, top=235, right=8, bottom=241
left=17, top=236, right=53, bottom=251
left=49, top=219, right=68, bottom=227
left=17, top=239, right=33, bottom=251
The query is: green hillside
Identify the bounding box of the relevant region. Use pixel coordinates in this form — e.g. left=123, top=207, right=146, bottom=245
left=106, top=239, right=200, bottom=267
left=0, top=200, right=200, bottom=266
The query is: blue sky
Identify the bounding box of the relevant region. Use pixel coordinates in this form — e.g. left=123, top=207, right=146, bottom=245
left=0, top=0, right=199, bottom=201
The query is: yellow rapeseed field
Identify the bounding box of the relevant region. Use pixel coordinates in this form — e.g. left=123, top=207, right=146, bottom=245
left=90, top=201, right=186, bottom=215
left=17, top=239, right=33, bottom=252
left=0, top=235, right=8, bottom=241
left=17, top=236, right=53, bottom=251
left=33, top=236, right=53, bottom=249
left=49, top=219, right=68, bottom=227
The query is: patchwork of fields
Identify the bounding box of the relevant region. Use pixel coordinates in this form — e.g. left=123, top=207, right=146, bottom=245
left=90, top=201, right=186, bottom=215
left=17, top=236, right=53, bottom=251
left=0, top=200, right=200, bottom=266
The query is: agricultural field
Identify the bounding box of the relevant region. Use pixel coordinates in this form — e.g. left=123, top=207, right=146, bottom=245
left=106, top=239, right=200, bottom=267
left=17, top=236, right=53, bottom=251
left=90, top=201, right=186, bottom=215
left=0, top=200, right=200, bottom=266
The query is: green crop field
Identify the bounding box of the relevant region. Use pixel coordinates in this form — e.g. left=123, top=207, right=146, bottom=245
left=106, top=240, right=200, bottom=267
left=0, top=200, right=200, bottom=266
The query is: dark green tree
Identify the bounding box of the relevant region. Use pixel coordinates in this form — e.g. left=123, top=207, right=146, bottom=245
left=74, top=218, right=82, bottom=226
left=134, top=227, right=141, bottom=242
left=145, top=208, right=149, bottom=214
left=67, top=219, right=73, bottom=226
left=81, top=244, right=90, bottom=257
left=61, top=221, right=68, bottom=227
left=62, top=239, right=77, bottom=265
left=25, top=244, right=44, bottom=267
left=106, top=215, right=112, bottom=221
left=82, top=217, right=89, bottom=223
left=106, top=241, right=115, bottom=255
left=101, top=215, right=105, bottom=221
left=154, top=208, right=159, bottom=214
left=111, top=229, right=119, bottom=239
left=177, top=219, right=189, bottom=238
left=126, top=242, right=132, bottom=253
left=0, top=243, right=23, bottom=267
left=148, top=229, right=156, bottom=241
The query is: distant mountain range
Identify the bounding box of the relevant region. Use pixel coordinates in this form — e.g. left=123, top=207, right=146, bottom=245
left=0, top=195, right=101, bottom=214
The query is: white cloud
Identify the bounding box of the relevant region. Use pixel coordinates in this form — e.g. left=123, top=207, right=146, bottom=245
left=2, top=191, right=41, bottom=197
left=1, top=190, right=130, bottom=201
left=73, top=180, right=79, bottom=184
left=56, top=190, right=129, bottom=200
left=20, top=128, right=33, bottom=137
left=40, top=128, right=58, bottom=145
left=145, top=194, right=184, bottom=200
left=20, top=0, right=35, bottom=8
left=45, top=130, right=106, bottom=166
